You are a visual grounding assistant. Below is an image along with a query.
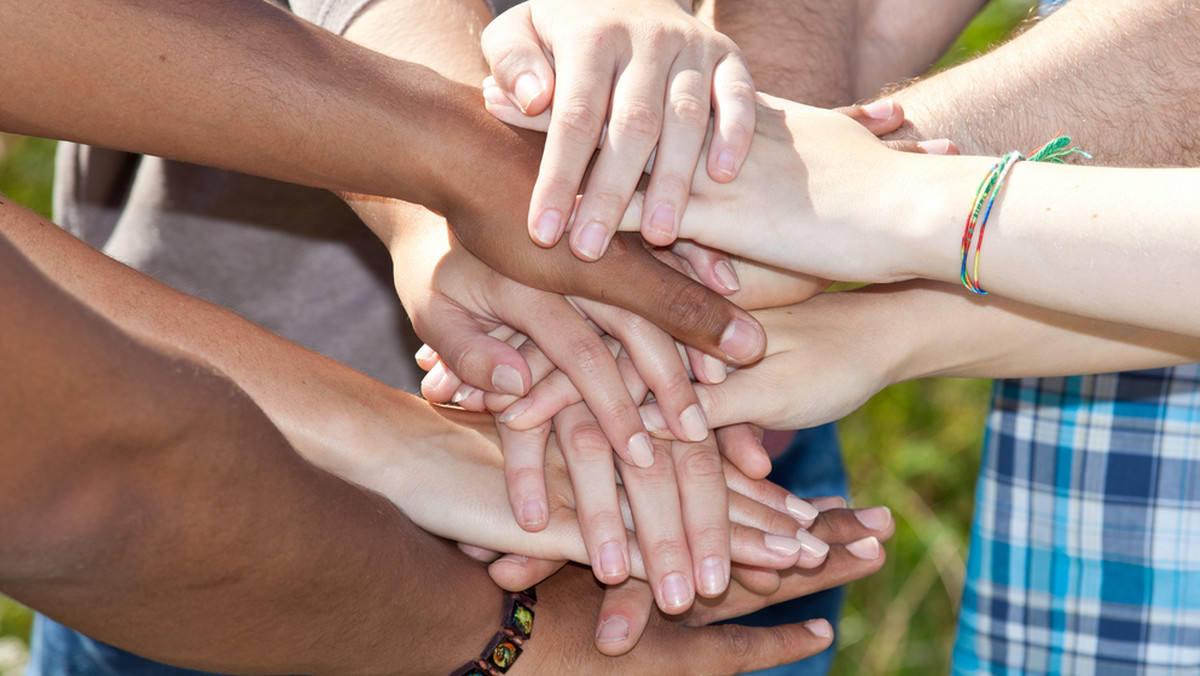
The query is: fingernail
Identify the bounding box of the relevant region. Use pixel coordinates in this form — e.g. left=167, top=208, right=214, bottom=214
left=918, top=139, right=955, bottom=155
left=496, top=553, right=528, bottom=565
left=785, top=495, right=819, bottom=527
left=513, top=72, right=542, bottom=113
left=520, top=498, right=546, bottom=529
left=805, top=619, right=833, bottom=639
left=699, top=556, right=728, bottom=596
left=845, top=536, right=881, bottom=560
left=862, top=98, right=895, bottom=120
left=491, top=364, right=525, bottom=396
left=647, top=203, right=676, bottom=240
left=809, top=496, right=849, bottom=512
left=679, top=404, right=709, bottom=443
left=415, top=344, right=436, bottom=362
left=482, top=84, right=509, bottom=108
left=702, top=355, right=728, bottom=384
left=639, top=404, right=668, bottom=435
left=596, top=616, right=630, bottom=643
left=716, top=150, right=738, bottom=180
left=855, top=506, right=892, bottom=530
left=719, top=318, right=762, bottom=362
left=421, top=361, right=448, bottom=393
left=574, top=222, right=610, bottom=261
left=796, top=530, right=830, bottom=561
left=533, top=209, right=562, bottom=247
left=763, top=534, right=802, bottom=556
left=451, top=383, right=475, bottom=404
left=627, top=432, right=656, bottom=468
left=714, top=259, right=741, bottom=292
left=660, top=572, right=693, bottom=611
left=599, top=541, right=628, bottom=579
left=497, top=398, right=533, bottom=424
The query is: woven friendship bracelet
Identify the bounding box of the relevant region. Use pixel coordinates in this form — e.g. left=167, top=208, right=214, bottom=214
left=959, top=134, right=1091, bottom=294
left=449, top=588, right=537, bottom=676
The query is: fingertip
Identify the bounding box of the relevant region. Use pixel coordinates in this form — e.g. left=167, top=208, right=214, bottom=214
left=597, top=540, right=632, bottom=584
left=641, top=202, right=679, bottom=246
left=531, top=208, right=565, bottom=248
left=491, top=363, right=528, bottom=397
left=917, top=138, right=959, bottom=156
left=512, top=71, right=546, bottom=115
left=626, top=432, right=656, bottom=469
left=718, top=316, right=766, bottom=364
left=697, top=555, right=730, bottom=597
left=571, top=221, right=614, bottom=262
left=638, top=403, right=669, bottom=438
left=595, top=615, right=633, bottom=653
left=657, top=571, right=695, bottom=614
left=804, top=618, right=834, bottom=640
left=709, top=148, right=740, bottom=183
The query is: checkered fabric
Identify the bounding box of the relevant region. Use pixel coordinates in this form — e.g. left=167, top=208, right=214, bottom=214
left=953, top=365, right=1200, bottom=675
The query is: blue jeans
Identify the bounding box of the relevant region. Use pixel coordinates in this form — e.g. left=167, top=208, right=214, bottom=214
left=29, top=616, right=230, bottom=676
left=733, top=423, right=848, bottom=676
left=30, top=424, right=846, bottom=676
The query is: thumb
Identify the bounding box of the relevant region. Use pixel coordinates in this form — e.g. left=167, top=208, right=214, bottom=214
left=480, top=4, right=555, bottom=116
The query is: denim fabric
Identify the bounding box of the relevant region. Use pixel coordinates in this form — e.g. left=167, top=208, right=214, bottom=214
left=29, top=616, right=233, bottom=676
left=737, top=423, right=849, bottom=676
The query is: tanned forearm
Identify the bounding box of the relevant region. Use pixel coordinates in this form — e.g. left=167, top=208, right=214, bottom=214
left=888, top=0, right=1200, bottom=165
left=705, top=0, right=986, bottom=104
left=0, top=227, right=501, bottom=675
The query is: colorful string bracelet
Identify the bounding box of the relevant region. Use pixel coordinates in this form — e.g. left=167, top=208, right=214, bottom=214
left=449, top=588, right=537, bottom=676
left=959, top=134, right=1091, bottom=294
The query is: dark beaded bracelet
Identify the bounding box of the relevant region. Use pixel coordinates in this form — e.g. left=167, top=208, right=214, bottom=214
left=449, top=588, right=537, bottom=676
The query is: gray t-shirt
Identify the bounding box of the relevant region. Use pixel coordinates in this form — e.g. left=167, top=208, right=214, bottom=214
left=54, top=0, right=522, bottom=391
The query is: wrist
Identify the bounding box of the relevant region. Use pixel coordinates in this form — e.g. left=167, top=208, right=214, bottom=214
left=882, top=152, right=999, bottom=285
left=451, top=588, right=538, bottom=676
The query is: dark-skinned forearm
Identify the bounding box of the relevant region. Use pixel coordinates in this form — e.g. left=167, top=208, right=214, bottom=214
left=0, top=230, right=502, bottom=675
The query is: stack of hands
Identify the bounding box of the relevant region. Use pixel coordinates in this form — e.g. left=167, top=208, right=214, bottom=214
left=368, top=0, right=969, bottom=658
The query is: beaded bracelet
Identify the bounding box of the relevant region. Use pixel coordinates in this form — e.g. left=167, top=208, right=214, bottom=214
left=449, top=588, right=537, bottom=676
left=959, top=134, right=1091, bottom=294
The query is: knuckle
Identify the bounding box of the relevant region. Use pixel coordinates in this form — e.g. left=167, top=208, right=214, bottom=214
left=718, top=78, right=756, bottom=107
left=657, top=281, right=727, bottom=340
left=646, top=537, right=689, bottom=565
left=651, top=368, right=697, bottom=404
left=585, top=508, right=625, bottom=533
left=571, top=339, right=617, bottom=376
left=670, top=92, right=710, bottom=127
left=555, top=100, right=607, bottom=138
left=720, top=624, right=758, bottom=663
left=485, top=40, right=530, bottom=76
left=610, top=101, right=663, bottom=142
left=649, top=172, right=693, bottom=203
left=585, top=187, right=631, bottom=217
left=445, top=342, right=492, bottom=385
left=561, top=422, right=613, bottom=461
left=675, top=446, right=724, bottom=483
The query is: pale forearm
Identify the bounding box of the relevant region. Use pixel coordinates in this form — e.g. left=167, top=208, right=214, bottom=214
left=870, top=281, right=1200, bottom=383
left=879, top=153, right=1200, bottom=337
left=888, top=0, right=1200, bottom=165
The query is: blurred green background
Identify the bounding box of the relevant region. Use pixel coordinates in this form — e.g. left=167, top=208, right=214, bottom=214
left=0, top=2, right=1032, bottom=674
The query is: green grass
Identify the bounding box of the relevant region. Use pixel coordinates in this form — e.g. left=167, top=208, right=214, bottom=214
left=0, top=2, right=1033, bottom=672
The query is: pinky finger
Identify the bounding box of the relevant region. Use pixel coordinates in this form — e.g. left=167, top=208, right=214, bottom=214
left=497, top=421, right=553, bottom=532
left=707, top=53, right=756, bottom=183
